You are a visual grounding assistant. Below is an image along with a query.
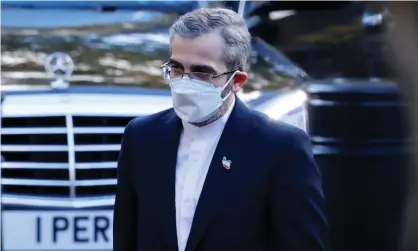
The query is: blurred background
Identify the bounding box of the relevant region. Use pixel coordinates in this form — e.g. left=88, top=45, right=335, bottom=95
left=1, top=1, right=417, bottom=251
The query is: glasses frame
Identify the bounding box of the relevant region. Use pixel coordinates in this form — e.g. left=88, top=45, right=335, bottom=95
left=160, top=62, right=238, bottom=83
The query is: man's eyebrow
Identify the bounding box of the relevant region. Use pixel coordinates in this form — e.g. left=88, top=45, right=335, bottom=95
left=190, top=64, right=217, bottom=74
left=168, top=59, right=217, bottom=74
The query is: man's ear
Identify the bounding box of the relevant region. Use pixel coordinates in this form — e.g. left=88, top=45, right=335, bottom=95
left=232, top=71, right=248, bottom=92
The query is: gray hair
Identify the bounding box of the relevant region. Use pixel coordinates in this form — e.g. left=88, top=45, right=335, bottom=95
left=169, top=7, right=252, bottom=71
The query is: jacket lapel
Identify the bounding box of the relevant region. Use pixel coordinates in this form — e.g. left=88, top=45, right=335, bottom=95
left=185, top=98, right=255, bottom=251
left=157, top=111, right=182, bottom=251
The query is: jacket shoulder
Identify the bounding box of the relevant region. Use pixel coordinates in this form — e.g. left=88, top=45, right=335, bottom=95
left=125, top=108, right=174, bottom=136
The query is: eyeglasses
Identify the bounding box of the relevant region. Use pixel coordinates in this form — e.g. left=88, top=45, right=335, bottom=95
left=161, top=62, right=237, bottom=84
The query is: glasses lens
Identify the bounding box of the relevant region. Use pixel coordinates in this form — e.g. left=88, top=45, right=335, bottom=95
left=164, top=66, right=214, bottom=83
left=169, top=68, right=183, bottom=79
left=189, top=72, right=213, bottom=83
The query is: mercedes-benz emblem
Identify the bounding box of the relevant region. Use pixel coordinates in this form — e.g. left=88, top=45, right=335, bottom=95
left=44, top=52, right=74, bottom=89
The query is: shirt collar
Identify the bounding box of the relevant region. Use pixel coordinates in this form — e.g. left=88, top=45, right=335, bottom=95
left=182, top=97, right=236, bottom=136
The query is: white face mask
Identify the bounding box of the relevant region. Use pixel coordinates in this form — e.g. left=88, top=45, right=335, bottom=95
left=169, top=72, right=236, bottom=123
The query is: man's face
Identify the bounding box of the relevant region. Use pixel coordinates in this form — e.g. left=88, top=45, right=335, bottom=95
left=169, top=32, right=247, bottom=91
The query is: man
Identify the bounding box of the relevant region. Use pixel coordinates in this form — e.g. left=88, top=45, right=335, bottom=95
left=113, top=7, right=327, bottom=251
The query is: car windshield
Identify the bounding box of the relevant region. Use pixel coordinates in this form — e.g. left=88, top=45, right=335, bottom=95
left=248, top=1, right=394, bottom=80
left=1, top=1, right=299, bottom=92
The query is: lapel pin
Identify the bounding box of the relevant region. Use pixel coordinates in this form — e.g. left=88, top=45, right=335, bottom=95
left=222, top=156, right=232, bottom=170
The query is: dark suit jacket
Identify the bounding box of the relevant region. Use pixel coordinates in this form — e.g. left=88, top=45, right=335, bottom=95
left=113, top=98, right=327, bottom=251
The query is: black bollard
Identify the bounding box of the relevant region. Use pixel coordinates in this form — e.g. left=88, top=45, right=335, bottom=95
left=0, top=92, right=4, bottom=251
left=305, top=79, right=411, bottom=251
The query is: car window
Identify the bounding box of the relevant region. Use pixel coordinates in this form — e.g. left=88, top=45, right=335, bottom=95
left=249, top=2, right=395, bottom=79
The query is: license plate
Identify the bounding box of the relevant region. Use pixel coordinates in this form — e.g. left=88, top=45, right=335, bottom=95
left=3, top=211, right=113, bottom=251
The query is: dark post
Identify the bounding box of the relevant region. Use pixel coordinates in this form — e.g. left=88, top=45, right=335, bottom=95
left=305, top=80, right=410, bottom=251
left=384, top=3, right=418, bottom=250
left=0, top=92, right=4, bottom=250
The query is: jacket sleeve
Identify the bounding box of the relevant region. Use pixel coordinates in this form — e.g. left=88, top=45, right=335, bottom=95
left=269, top=128, right=328, bottom=251
left=113, top=122, right=138, bottom=251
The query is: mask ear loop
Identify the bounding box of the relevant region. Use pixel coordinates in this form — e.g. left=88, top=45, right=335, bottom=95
left=220, top=71, right=238, bottom=101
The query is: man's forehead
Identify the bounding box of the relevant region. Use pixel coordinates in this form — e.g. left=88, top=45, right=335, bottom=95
left=170, top=33, right=225, bottom=71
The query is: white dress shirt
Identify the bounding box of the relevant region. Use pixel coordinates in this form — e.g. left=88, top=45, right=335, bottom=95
left=175, top=98, right=235, bottom=251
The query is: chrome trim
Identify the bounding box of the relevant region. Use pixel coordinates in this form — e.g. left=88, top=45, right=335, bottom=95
left=2, top=178, right=71, bottom=186
left=75, top=161, right=117, bottom=169
left=69, top=113, right=142, bottom=117
left=66, top=114, right=77, bottom=200
left=2, top=194, right=115, bottom=208
left=3, top=108, right=169, bottom=118
left=2, top=178, right=117, bottom=186
left=0, top=145, right=68, bottom=152
left=76, top=178, right=116, bottom=186
left=3, top=113, right=143, bottom=118
left=1, top=162, right=68, bottom=169
left=2, top=93, right=172, bottom=118
left=0, top=112, right=136, bottom=208
left=1, top=127, right=67, bottom=134
left=74, top=144, right=121, bottom=151
left=1, top=114, right=65, bottom=118
left=73, top=127, right=125, bottom=134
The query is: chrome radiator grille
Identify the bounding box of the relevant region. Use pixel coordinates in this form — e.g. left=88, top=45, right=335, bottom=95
left=1, top=115, right=135, bottom=207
